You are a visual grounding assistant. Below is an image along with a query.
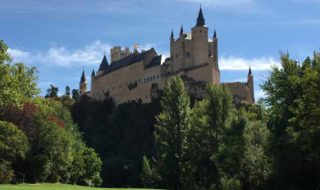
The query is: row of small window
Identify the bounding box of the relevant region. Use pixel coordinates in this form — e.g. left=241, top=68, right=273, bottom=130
left=144, top=75, right=160, bottom=83
left=94, top=75, right=160, bottom=96
left=176, top=52, right=191, bottom=58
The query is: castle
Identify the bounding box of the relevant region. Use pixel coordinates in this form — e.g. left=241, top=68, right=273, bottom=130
left=79, top=8, right=255, bottom=105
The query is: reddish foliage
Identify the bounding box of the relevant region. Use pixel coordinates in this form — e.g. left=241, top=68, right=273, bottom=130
left=0, top=102, right=39, bottom=141
left=47, top=114, right=65, bottom=128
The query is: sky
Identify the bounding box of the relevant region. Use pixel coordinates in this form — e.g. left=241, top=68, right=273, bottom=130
left=1, top=0, right=320, bottom=99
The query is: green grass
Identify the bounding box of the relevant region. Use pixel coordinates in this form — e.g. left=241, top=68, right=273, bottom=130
left=0, top=183, right=160, bottom=190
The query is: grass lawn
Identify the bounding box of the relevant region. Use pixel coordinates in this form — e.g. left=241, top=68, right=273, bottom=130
left=0, top=183, right=161, bottom=190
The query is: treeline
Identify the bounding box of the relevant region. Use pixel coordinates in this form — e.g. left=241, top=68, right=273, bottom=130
left=71, top=95, right=160, bottom=187
left=70, top=52, right=320, bottom=190
left=0, top=40, right=102, bottom=186
left=2, top=37, right=320, bottom=190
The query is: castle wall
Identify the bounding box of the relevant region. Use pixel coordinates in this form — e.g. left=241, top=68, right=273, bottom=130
left=91, top=60, right=165, bottom=105
left=223, top=82, right=254, bottom=104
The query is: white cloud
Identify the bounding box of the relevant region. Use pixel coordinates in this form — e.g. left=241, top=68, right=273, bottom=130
left=9, top=41, right=165, bottom=68
left=9, top=41, right=111, bottom=67
left=219, top=56, right=280, bottom=70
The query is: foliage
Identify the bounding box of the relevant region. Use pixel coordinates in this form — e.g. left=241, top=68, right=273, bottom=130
left=45, top=84, right=59, bottom=99
left=0, top=160, right=14, bottom=184
left=141, top=155, right=160, bottom=188
left=154, top=76, right=191, bottom=189
left=71, top=94, right=160, bottom=187
left=262, top=53, right=320, bottom=189
left=0, top=40, right=12, bottom=64
left=0, top=121, right=29, bottom=183
left=0, top=121, right=29, bottom=162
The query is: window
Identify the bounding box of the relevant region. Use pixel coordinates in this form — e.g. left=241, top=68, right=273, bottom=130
left=186, top=52, right=191, bottom=57
left=153, top=76, right=155, bottom=80
left=176, top=54, right=178, bottom=58
left=157, top=75, right=159, bottom=79
left=119, top=84, right=121, bottom=88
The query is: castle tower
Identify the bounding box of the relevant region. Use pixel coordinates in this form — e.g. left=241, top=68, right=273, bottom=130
left=247, top=67, right=255, bottom=103
left=170, top=29, right=175, bottom=72
left=191, top=7, right=209, bottom=65
left=91, top=69, right=95, bottom=80
left=80, top=70, right=87, bottom=95
left=212, top=30, right=220, bottom=83
left=97, top=54, right=108, bottom=75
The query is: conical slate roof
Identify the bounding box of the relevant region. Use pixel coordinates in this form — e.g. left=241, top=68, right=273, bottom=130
left=196, top=7, right=206, bottom=27
left=98, top=55, right=109, bottom=71
left=80, top=70, right=86, bottom=83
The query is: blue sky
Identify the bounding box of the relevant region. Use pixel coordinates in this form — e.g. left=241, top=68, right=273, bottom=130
left=1, top=0, right=320, bottom=99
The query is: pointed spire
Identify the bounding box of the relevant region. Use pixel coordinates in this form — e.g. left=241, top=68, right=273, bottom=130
left=91, top=69, right=95, bottom=77
left=214, top=30, right=217, bottom=38
left=98, top=54, right=109, bottom=71
left=180, top=25, right=184, bottom=35
left=171, top=29, right=174, bottom=39
left=80, top=70, right=86, bottom=83
left=248, top=66, right=252, bottom=76
left=196, top=6, right=206, bottom=27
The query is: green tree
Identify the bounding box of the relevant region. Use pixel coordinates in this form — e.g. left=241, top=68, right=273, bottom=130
left=0, top=40, right=39, bottom=107
left=65, top=86, right=71, bottom=97
left=0, top=40, right=11, bottom=64
left=45, top=84, right=59, bottom=99
left=262, top=53, right=320, bottom=189
left=72, top=89, right=80, bottom=101
left=186, top=85, right=234, bottom=189
left=0, top=121, right=29, bottom=183
left=141, top=155, right=160, bottom=188
left=154, top=76, right=191, bottom=190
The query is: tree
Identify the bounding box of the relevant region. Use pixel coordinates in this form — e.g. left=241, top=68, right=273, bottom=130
left=154, top=76, right=191, bottom=190
left=45, top=84, right=59, bottom=98
left=0, top=121, right=29, bottom=183
left=141, top=155, right=160, bottom=187
left=72, top=89, right=80, bottom=101
left=0, top=40, right=11, bottom=64
left=0, top=40, right=39, bottom=107
left=65, top=86, right=71, bottom=97
left=187, top=85, right=234, bottom=189
left=0, top=121, right=29, bottom=162
left=262, top=53, right=320, bottom=189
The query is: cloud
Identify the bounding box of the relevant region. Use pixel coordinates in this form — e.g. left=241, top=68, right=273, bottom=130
left=9, top=41, right=165, bottom=68
left=219, top=56, right=280, bottom=70
left=9, top=41, right=111, bottom=67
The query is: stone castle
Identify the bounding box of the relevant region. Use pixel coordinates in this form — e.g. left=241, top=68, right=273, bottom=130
left=79, top=8, right=255, bottom=105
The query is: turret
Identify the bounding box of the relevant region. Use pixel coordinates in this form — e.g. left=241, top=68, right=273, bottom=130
left=247, top=67, right=255, bottom=103
left=97, top=54, right=108, bottom=75
left=170, top=29, right=175, bottom=72
left=180, top=25, right=184, bottom=37
left=80, top=70, right=87, bottom=95
left=91, top=69, right=95, bottom=80
left=213, top=30, right=218, bottom=66
left=191, top=7, right=209, bottom=65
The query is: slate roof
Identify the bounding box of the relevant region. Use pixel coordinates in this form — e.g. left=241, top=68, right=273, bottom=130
left=196, top=7, right=206, bottom=27
left=80, top=70, right=86, bottom=83
left=145, top=55, right=162, bottom=69
left=98, top=48, right=161, bottom=76
left=98, top=55, right=109, bottom=71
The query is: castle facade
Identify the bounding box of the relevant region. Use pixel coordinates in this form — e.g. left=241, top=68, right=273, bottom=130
left=79, top=8, right=255, bottom=105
